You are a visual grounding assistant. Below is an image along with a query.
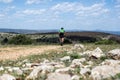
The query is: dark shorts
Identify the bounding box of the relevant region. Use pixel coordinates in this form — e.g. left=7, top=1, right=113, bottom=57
left=59, top=33, right=64, bottom=38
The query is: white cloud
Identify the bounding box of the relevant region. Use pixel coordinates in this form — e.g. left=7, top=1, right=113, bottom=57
left=4, top=6, right=15, bottom=12
left=15, top=9, right=46, bottom=16
left=117, top=0, right=120, bottom=3
left=51, top=2, right=109, bottom=17
left=23, top=9, right=46, bottom=15
left=76, top=3, right=109, bottom=16
left=0, top=14, right=5, bottom=17
left=26, top=0, right=52, bottom=4
left=51, top=2, right=77, bottom=12
left=115, top=0, right=120, bottom=18
left=0, top=0, right=13, bottom=3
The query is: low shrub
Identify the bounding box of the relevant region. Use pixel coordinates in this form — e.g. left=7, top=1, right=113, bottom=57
left=95, top=39, right=117, bottom=45
left=8, top=35, right=33, bottom=45
left=1, top=37, right=8, bottom=45
left=69, top=53, right=81, bottom=60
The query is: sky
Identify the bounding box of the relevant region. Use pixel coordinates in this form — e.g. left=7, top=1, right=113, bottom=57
left=0, top=0, right=120, bottom=31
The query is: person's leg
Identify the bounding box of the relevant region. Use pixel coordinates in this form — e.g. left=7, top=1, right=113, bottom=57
left=62, top=38, right=64, bottom=43
left=59, top=37, right=62, bottom=45
left=59, top=37, right=61, bottom=42
left=60, top=37, right=64, bottom=46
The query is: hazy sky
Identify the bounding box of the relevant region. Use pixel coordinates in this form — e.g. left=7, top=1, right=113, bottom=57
left=0, top=0, right=120, bottom=31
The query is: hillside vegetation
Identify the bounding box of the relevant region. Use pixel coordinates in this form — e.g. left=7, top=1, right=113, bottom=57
left=0, top=31, right=120, bottom=45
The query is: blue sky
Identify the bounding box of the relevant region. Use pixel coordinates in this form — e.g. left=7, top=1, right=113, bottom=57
left=0, top=0, right=120, bottom=31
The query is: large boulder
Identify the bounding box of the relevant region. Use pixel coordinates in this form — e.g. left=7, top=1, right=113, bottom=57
left=100, top=59, right=120, bottom=66
left=70, top=59, right=85, bottom=68
left=26, top=64, right=54, bottom=80
left=80, top=67, right=91, bottom=76
left=46, top=73, right=71, bottom=80
left=91, top=65, right=114, bottom=80
left=8, top=67, right=23, bottom=75
left=107, top=49, right=120, bottom=60
left=0, top=74, right=16, bottom=80
left=83, top=47, right=104, bottom=58
left=89, top=59, right=120, bottom=80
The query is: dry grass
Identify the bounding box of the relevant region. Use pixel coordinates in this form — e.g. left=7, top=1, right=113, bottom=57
left=0, top=45, right=61, bottom=61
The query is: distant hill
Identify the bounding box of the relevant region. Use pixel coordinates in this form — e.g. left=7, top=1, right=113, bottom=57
left=0, top=28, right=120, bottom=35
left=0, top=28, right=58, bottom=34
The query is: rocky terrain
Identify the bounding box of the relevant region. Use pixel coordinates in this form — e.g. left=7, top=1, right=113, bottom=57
left=0, top=44, right=120, bottom=80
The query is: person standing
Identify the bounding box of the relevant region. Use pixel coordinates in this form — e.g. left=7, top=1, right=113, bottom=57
left=59, top=27, right=65, bottom=46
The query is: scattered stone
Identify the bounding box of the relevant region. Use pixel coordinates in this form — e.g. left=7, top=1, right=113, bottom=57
left=55, top=67, right=74, bottom=74
left=87, top=61, right=94, bottom=66
left=46, top=73, right=71, bottom=80
left=0, top=66, right=4, bottom=71
left=23, top=63, right=32, bottom=68
left=73, top=44, right=85, bottom=51
left=48, top=61, right=65, bottom=68
left=60, top=56, right=71, bottom=62
left=70, top=59, right=85, bottom=68
left=71, top=75, right=80, bottom=80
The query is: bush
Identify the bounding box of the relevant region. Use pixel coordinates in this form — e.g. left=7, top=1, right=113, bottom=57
left=8, top=35, right=33, bottom=45
left=95, top=39, right=117, bottom=45
left=1, top=37, right=8, bottom=45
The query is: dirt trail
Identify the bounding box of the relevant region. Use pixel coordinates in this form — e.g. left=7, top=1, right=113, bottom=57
left=0, top=45, right=61, bottom=60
